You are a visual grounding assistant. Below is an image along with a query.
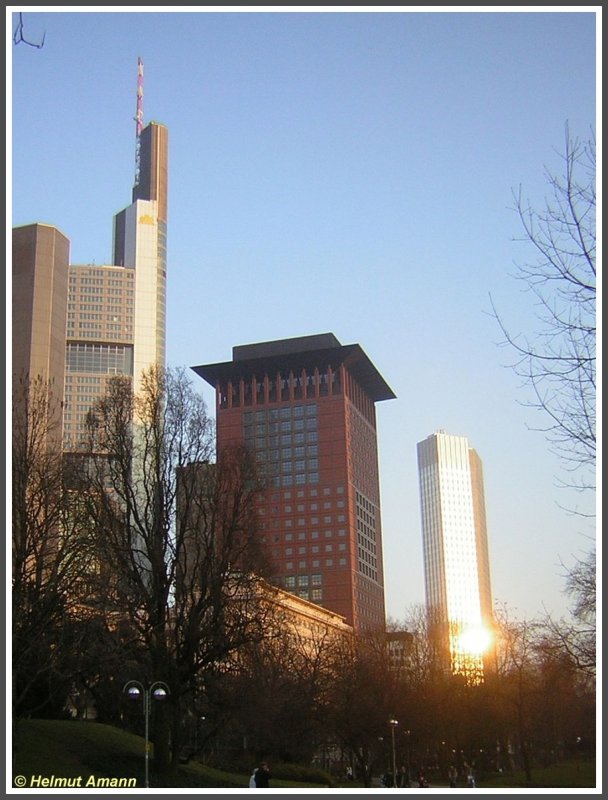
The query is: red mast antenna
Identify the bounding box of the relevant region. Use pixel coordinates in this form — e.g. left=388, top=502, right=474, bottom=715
left=134, top=56, right=144, bottom=187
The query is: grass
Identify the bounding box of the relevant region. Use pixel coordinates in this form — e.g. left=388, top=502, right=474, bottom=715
left=11, top=718, right=328, bottom=790
left=12, top=719, right=597, bottom=790
left=476, top=760, right=597, bottom=789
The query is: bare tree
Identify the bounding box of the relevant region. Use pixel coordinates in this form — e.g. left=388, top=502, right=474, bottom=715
left=540, top=547, right=596, bottom=679
left=324, top=628, right=401, bottom=786
left=491, top=601, right=595, bottom=779
left=12, top=376, right=95, bottom=717
left=79, top=365, right=273, bottom=773
left=227, top=602, right=347, bottom=765
left=13, top=12, right=45, bottom=49
left=490, top=124, right=596, bottom=496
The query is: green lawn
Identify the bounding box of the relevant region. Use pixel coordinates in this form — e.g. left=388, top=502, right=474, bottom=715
left=11, top=719, right=326, bottom=790
left=12, top=719, right=597, bottom=790
left=476, top=760, right=597, bottom=789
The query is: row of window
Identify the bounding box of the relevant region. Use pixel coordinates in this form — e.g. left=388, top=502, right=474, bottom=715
left=284, top=574, right=323, bottom=588
left=269, top=486, right=344, bottom=501
left=72, top=287, right=134, bottom=296
left=268, top=474, right=319, bottom=487
left=244, top=404, right=318, bottom=423
left=274, top=529, right=347, bottom=541
left=285, top=558, right=347, bottom=571
left=70, top=267, right=135, bottom=283
left=284, top=544, right=347, bottom=555
left=264, top=499, right=344, bottom=513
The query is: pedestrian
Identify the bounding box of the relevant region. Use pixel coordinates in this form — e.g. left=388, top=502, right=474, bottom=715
left=417, top=768, right=428, bottom=787
left=448, top=764, right=458, bottom=788
left=254, top=761, right=271, bottom=788
left=466, top=766, right=475, bottom=788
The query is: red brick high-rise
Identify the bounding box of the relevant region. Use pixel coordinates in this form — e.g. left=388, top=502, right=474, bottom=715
left=192, top=333, right=395, bottom=631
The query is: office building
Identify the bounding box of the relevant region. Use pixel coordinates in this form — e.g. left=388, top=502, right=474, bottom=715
left=416, top=430, right=494, bottom=679
left=12, top=61, right=168, bottom=453
left=63, top=66, right=168, bottom=450
left=12, top=223, right=70, bottom=443
left=192, top=332, right=395, bottom=631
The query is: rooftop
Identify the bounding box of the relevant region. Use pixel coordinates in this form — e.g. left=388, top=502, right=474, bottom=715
left=192, top=333, right=396, bottom=403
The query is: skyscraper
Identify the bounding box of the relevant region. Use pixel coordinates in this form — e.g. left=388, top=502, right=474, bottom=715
left=416, top=430, right=494, bottom=679
left=12, top=223, right=70, bottom=444
left=192, top=332, right=396, bottom=631
left=12, top=223, right=70, bottom=389
left=13, top=61, right=168, bottom=453
left=62, top=62, right=168, bottom=450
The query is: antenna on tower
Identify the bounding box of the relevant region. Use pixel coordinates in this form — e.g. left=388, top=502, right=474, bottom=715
left=134, top=56, right=144, bottom=188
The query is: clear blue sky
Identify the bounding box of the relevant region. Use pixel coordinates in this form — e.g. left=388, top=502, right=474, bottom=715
left=9, top=8, right=598, bottom=624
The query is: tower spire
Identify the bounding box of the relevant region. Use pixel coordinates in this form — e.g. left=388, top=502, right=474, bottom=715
left=134, top=56, right=144, bottom=188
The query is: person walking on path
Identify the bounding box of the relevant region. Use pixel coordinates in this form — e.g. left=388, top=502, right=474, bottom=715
left=254, top=761, right=271, bottom=788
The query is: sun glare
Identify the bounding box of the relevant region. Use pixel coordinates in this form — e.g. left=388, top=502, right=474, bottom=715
left=457, top=626, right=493, bottom=656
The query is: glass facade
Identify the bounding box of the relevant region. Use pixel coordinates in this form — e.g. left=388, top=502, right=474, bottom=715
left=417, top=431, right=494, bottom=681
left=243, top=403, right=319, bottom=487
left=66, top=342, right=133, bottom=374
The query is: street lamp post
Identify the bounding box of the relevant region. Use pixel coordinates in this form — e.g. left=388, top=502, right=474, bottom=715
left=388, top=718, right=398, bottom=788
left=404, top=730, right=411, bottom=786
left=123, top=680, right=170, bottom=788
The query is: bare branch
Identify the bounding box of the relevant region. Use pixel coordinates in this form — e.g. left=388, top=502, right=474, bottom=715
left=13, top=12, right=45, bottom=49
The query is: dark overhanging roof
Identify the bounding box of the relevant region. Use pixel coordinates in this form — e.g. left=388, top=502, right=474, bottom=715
left=191, top=333, right=396, bottom=403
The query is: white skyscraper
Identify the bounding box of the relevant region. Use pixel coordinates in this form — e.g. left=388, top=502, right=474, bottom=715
left=417, top=430, right=494, bottom=680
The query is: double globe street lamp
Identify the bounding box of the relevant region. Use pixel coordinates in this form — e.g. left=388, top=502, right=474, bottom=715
left=123, top=680, right=171, bottom=788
